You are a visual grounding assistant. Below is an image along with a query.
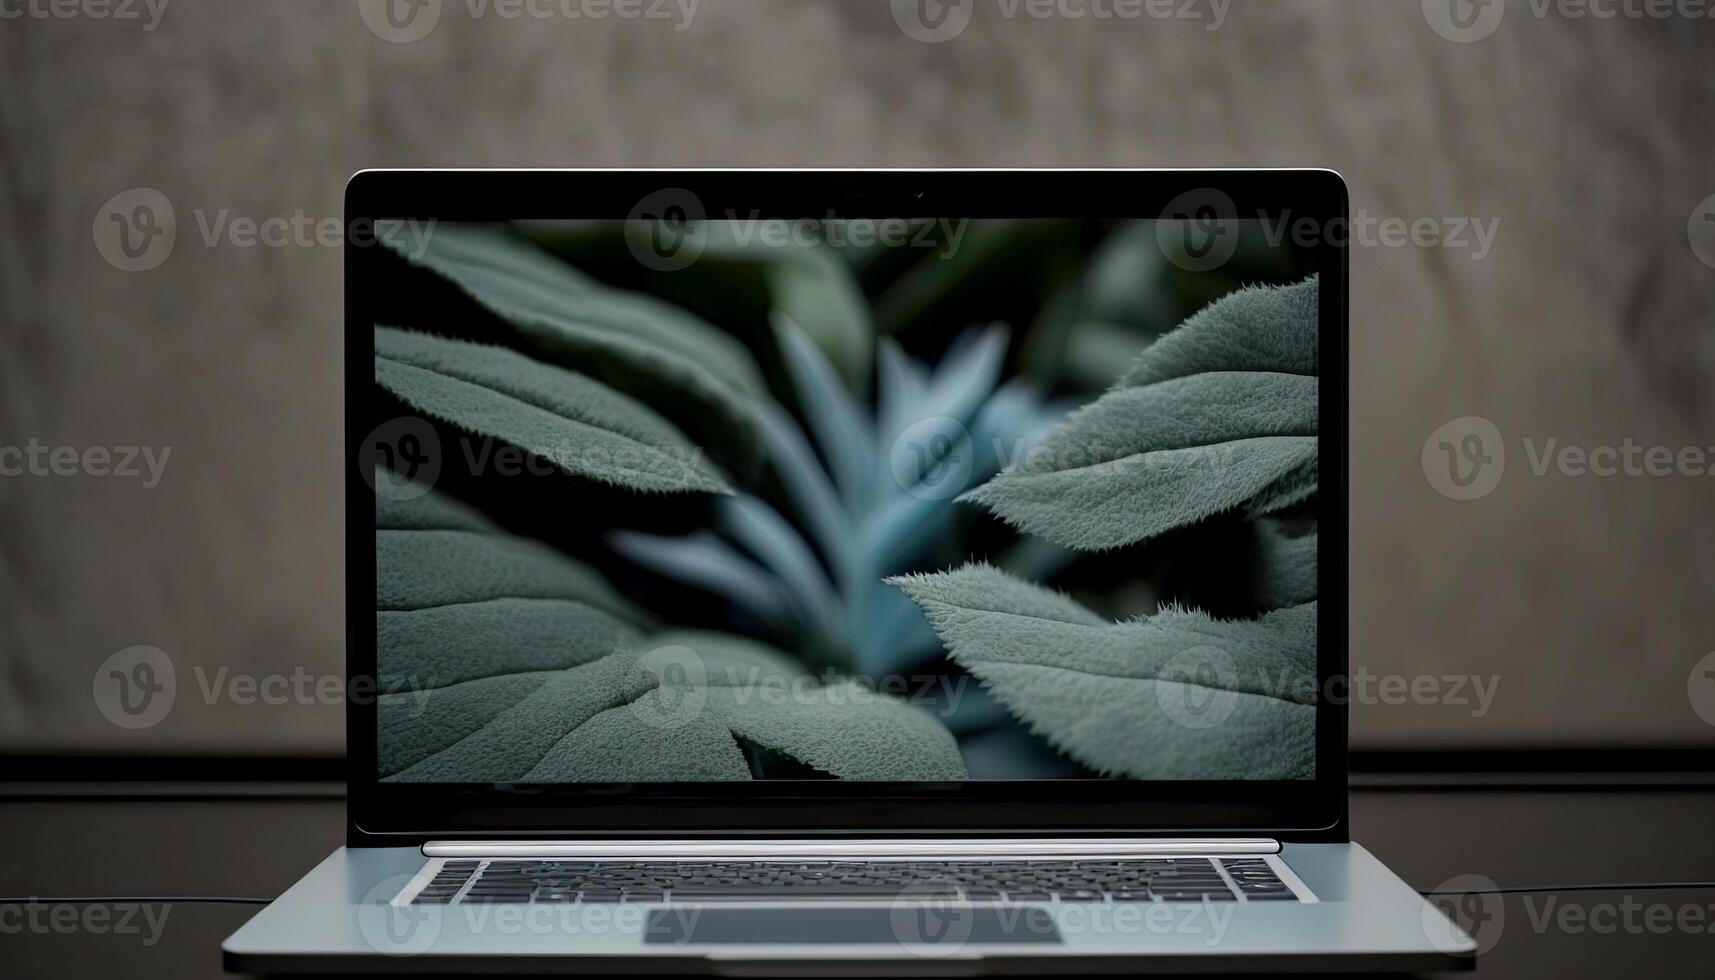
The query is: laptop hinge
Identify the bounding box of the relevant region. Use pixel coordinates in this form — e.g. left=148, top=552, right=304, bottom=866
left=422, top=838, right=1281, bottom=859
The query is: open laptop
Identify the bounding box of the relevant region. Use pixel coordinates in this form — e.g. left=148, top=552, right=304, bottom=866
left=223, top=169, right=1476, bottom=974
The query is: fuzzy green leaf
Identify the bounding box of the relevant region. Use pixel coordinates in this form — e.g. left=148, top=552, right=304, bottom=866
left=377, top=494, right=965, bottom=783
left=375, top=488, right=655, bottom=776
left=515, top=220, right=874, bottom=389
left=390, top=630, right=969, bottom=783
left=378, top=598, right=648, bottom=694
left=889, top=563, right=1315, bottom=780
left=375, top=326, right=729, bottom=494
left=693, top=680, right=967, bottom=781
left=375, top=525, right=644, bottom=618
left=1251, top=523, right=1318, bottom=609
left=385, top=223, right=766, bottom=468
left=1118, top=275, right=1319, bottom=387
left=962, top=277, right=1319, bottom=551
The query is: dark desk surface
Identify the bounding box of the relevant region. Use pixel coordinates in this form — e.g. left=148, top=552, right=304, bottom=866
left=2, top=779, right=1712, bottom=979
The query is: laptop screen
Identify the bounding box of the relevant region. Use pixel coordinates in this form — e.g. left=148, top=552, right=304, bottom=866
left=366, top=208, right=1319, bottom=787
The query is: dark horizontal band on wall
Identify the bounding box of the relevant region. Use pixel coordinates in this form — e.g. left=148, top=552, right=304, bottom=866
left=0, top=754, right=347, bottom=784
left=1349, top=747, right=1715, bottom=775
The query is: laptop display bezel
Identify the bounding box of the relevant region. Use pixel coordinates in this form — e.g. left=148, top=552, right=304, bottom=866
left=344, top=169, right=1349, bottom=844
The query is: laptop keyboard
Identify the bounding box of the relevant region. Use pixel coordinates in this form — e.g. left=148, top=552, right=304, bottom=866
left=413, top=857, right=1297, bottom=904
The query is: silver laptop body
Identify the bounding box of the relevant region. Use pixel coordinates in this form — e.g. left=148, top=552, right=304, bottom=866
left=224, top=168, right=1476, bottom=975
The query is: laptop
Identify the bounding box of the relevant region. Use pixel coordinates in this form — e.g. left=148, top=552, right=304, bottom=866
left=223, top=169, right=1476, bottom=974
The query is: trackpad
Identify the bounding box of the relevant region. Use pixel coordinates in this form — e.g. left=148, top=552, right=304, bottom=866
left=645, top=905, right=1062, bottom=946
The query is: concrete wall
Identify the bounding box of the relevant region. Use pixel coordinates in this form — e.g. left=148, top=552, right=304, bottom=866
left=2, top=0, right=1712, bottom=752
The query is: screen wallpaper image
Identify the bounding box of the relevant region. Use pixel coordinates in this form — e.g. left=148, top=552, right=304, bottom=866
left=369, top=216, right=1319, bottom=783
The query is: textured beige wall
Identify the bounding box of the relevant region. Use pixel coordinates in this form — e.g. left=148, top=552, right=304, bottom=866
left=2, top=0, right=1712, bottom=753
